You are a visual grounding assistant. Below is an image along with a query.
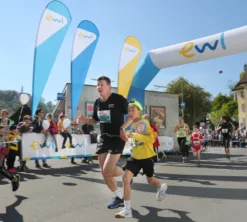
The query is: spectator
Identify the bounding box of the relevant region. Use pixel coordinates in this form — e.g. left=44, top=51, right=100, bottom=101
left=43, top=113, right=58, bottom=152
left=32, top=108, right=50, bottom=168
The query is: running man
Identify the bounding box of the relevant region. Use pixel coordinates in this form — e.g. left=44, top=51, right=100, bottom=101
left=77, top=76, right=132, bottom=209
left=115, top=99, right=167, bottom=218
left=174, top=117, right=189, bottom=162
left=216, top=116, right=235, bottom=160
left=0, top=124, right=20, bottom=191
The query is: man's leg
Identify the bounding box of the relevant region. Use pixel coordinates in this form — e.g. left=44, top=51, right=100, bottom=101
left=102, top=153, right=122, bottom=192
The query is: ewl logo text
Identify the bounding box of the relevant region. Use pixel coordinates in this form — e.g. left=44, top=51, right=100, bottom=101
left=78, top=33, right=94, bottom=39
left=124, top=47, right=137, bottom=53
left=46, top=15, right=64, bottom=24
left=179, top=33, right=226, bottom=58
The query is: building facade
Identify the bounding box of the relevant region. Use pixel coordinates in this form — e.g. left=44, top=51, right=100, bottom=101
left=53, top=83, right=179, bottom=149
left=232, top=64, right=247, bottom=127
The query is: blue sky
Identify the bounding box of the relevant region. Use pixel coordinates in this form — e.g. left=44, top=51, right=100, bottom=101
left=0, top=0, right=246, bottom=103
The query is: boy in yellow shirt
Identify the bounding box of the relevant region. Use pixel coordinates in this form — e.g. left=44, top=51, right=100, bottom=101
left=115, top=99, right=167, bottom=219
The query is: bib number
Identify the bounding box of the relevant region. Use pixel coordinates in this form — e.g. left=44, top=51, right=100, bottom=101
left=193, top=140, right=200, bottom=146
left=222, top=128, right=228, bottom=133
left=97, top=110, right=111, bottom=123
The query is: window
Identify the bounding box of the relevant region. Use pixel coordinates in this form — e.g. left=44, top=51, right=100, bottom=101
left=242, top=118, right=246, bottom=127
left=242, top=104, right=246, bottom=112
left=240, top=91, right=245, bottom=98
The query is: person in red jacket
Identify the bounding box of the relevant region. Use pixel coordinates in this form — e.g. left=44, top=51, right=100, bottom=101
left=42, top=113, right=58, bottom=152
left=191, top=125, right=204, bottom=167
left=143, top=114, right=162, bottom=162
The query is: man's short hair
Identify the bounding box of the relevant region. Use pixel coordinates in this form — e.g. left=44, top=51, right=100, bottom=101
left=35, top=108, right=43, bottom=115
left=97, top=76, right=111, bottom=85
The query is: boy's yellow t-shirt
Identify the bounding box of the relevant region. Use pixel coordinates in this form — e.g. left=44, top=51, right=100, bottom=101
left=8, top=133, right=19, bottom=151
left=130, top=119, right=156, bottom=160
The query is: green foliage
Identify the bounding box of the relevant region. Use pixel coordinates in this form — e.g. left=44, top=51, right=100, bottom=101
left=166, top=78, right=212, bottom=127
left=0, top=90, right=55, bottom=115
left=209, top=93, right=238, bottom=125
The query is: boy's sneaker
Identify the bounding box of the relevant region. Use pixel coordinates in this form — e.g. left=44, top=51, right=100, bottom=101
left=11, top=174, right=20, bottom=192
left=197, top=162, right=200, bottom=167
left=115, top=208, right=132, bottom=218
left=156, top=183, right=168, bottom=201
left=107, top=197, right=124, bottom=209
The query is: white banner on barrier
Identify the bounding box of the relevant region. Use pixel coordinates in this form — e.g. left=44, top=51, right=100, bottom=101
left=21, top=133, right=174, bottom=160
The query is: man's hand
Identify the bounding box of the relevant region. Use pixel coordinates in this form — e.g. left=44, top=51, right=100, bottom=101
left=120, top=129, right=128, bottom=142
left=77, top=115, right=88, bottom=124
left=126, top=131, right=133, bottom=138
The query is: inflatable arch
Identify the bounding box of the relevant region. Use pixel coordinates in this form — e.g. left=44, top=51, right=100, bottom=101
left=127, top=25, right=247, bottom=107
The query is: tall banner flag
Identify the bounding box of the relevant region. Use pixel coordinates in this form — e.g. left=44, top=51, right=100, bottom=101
left=128, top=25, right=247, bottom=109
left=32, top=0, right=71, bottom=117
left=71, top=20, right=100, bottom=120
left=118, top=36, right=141, bottom=98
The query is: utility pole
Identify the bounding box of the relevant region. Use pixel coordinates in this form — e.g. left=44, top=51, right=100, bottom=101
left=181, top=79, right=184, bottom=118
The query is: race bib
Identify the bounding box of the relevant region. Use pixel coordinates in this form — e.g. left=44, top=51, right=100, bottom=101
left=193, top=140, right=201, bottom=146
left=222, top=128, right=228, bottom=133
left=97, top=110, right=111, bottom=123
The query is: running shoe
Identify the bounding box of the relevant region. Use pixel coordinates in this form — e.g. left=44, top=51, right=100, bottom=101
left=156, top=183, right=168, bottom=201
left=115, top=208, right=132, bottom=218
left=107, top=197, right=124, bottom=209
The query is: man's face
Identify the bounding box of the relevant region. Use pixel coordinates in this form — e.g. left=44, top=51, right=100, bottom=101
left=1, top=111, right=7, bottom=118
left=179, top=117, right=184, bottom=124
left=25, top=117, right=31, bottom=124
left=39, top=110, right=44, bottom=118
left=97, top=80, right=111, bottom=97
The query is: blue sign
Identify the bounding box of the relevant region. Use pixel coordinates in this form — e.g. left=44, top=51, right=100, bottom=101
left=57, top=93, right=65, bottom=101
left=181, top=102, right=185, bottom=108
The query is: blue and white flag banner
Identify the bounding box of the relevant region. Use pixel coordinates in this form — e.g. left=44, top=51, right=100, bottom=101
left=32, top=0, right=71, bottom=117
left=71, top=20, right=100, bottom=120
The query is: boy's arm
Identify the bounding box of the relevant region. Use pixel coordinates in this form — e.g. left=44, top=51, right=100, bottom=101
left=132, top=133, right=154, bottom=144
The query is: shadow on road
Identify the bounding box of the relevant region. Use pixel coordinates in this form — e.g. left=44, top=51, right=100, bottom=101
left=0, top=162, right=99, bottom=186
left=0, top=195, right=28, bottom=222
left=132, top=206, right=195, bottom=221
left=69, top=176, right=247, bottom=200
left=155, top=172, right=247, bottom=183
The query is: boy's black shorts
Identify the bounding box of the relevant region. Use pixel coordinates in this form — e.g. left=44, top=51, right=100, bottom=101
left=123, top=156, right=155, bottom=177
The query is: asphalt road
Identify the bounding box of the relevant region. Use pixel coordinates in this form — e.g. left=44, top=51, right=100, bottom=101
left=1, top=147, right=247, bottom=222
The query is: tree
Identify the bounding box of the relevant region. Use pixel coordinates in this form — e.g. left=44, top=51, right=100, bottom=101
left=166, top=78, right=212, bottom=128
left=209, top=93, right=238, bottom=125
left=211, top=93, right=231, bottom=112
left=0, top=90, right=55, bottom=116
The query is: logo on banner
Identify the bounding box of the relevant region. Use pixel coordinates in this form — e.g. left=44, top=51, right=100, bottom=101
left=72, top=28, right=97, bottom=60
left=78, top=33, right=94, bottom=39
left=179, top=32, right=226, bottom=58
left=46, top=15, right=64, bottom=24
left=124, top=47, right=137, bottom=53
left=36, top=9, right=68, bottom=47
left=119, top=43, right=139, bottom=71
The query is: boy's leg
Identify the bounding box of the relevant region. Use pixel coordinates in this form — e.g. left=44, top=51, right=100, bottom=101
left=143, top=158, right=168, bottom=201
left=67, top=133, right=75, bottom=148
left=7, top=150, right=16, bottom=170
left=60, top=132, right=67, bottom=148
left=197, top=150, right=201, bottom=166
left=115, top=159, right=139, bottom=218
left=51, top=134, right=58, bottom=152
